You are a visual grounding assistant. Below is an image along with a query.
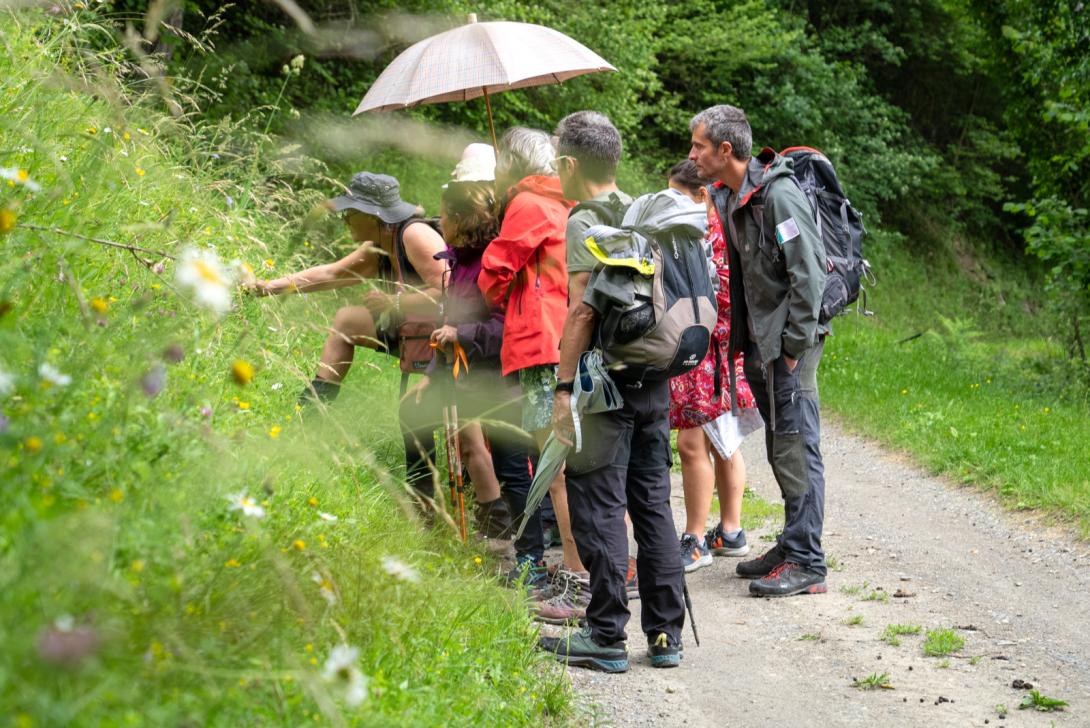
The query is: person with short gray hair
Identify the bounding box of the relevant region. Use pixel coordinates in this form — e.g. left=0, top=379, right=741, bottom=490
left=689, top=104, right=831, bottom=598
left=689, top=104, right=752, bottom=162
left=538, top=110, right=686, bottom=673
left=495, top=127, right=555, bottom=190
left=479, top=128, right=587, bottom=587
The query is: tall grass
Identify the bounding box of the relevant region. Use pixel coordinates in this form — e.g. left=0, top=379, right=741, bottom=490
left=0, top=10, right=570, bottom=725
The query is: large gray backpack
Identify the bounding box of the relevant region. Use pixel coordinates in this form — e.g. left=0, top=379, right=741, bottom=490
left=576, top=190, right=717, bottom=382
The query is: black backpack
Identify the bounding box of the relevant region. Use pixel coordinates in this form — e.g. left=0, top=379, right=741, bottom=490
left=572, top=192, right=717, bottom=381
left=779, top=147, right=872, bottom=323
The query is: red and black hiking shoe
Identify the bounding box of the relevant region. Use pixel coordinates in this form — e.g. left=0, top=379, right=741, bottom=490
left=748, top=561, right=827, bottom=597
left=735, top=543, right=786, bottom=579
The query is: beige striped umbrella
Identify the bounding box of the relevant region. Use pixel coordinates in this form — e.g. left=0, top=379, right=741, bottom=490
left=353, top=14, right=616, bottom=147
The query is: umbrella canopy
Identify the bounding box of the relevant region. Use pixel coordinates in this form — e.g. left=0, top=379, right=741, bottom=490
left=354, top=19, right=615, bottom=115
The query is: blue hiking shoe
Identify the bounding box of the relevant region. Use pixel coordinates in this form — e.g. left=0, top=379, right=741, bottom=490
left=647, top=632, right=682, bottom=668
left=680, top=533, right=712, bottom=573
left=505, top=555, right=547, bottom=589
left=539, top=626, right=629, bottom=673
left=706, top=523, right=751, bottom=557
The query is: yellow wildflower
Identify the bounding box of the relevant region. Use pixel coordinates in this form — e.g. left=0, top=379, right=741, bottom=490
left=292, top=539, right=306, bottom=551
left=225, top=559, right=241, bottom=568
left=231, top=359, right=254, bottom=386
left=237, top=401, right=250, bottom=410
left=131, top=560, right=145, bottom=573
left=90, top=297, right=108, bottom=314
left=473, top=556, right=483, bottom=566
left=123, top=131, right=131, bottom=141
left=0, top=208, right=15, bottom=234
left=269, top=425, right=281, bottom=439
left=135, top=167, right=146, bottom=177
left=86, top=126, right=97, bottom=135
left=25, top=436, right=42, bottom=453
left=308, top=497, right=318, bottom=507
left=109, top=488, right=124, bottom=503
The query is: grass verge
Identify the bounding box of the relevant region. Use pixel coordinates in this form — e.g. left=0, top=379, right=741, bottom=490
left=0, top=12, right=570, bottom=725
left=822, top=229, right=1090, bottom=535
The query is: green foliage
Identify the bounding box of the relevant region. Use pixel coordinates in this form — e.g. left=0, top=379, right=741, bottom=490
left=881, top=624, right=921, bottom=646
left=851, top=672, right=892, bottom=690
left=0, top=12, right=570, bottom=725
left=1019, top=690, right=1068, bottom=712
left=922, top=629, right=965, bottom=657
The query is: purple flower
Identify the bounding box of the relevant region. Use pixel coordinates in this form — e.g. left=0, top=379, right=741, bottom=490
left=140, top=364, right=166, bottom=398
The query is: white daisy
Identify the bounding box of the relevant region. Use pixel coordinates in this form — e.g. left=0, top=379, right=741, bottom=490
left=226, top=492, right=265, bottom=519
left=381, top=556, right=420, bottom=583
left=0, top=166, right=42, bottom=192
left=38, top=362, right=72, bottom=387
left=317, top=511, right=338, bottom=522
left=175, top=248, right=235, bottom=315
left=322, top=644, right=368, bottom=707
left=0, top=368, right=14, bottom=397
left=310, top=571, right=338, bottom=605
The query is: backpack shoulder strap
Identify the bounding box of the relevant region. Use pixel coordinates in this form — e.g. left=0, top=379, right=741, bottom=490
left=571, top=193, right=630, bottom=227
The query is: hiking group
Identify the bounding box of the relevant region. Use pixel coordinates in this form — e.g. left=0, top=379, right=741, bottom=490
left=250, top=104, right=862, bottom=674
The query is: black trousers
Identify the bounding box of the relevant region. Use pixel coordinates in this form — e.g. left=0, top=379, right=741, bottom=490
left=743, top=339, right=827, bottom=575
left=400, top=374, right=544, bottom=560
left=565, top=377, right=685, bottom=645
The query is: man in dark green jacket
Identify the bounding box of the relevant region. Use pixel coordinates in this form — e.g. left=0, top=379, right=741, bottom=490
left=689, top=104, right=830, bottom=597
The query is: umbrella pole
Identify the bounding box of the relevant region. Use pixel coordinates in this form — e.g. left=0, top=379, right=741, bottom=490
left=482, top=87, right=498, bottom=151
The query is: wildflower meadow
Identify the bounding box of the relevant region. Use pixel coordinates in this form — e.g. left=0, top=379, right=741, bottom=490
left=0, top=10, right=569, bottom=725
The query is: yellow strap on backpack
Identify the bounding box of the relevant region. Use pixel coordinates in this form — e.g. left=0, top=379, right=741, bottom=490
left=584, top=236, right=655, bottom=277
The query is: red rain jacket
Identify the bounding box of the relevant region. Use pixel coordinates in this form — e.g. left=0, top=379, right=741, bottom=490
left=478, top=175, right=575, bottom=376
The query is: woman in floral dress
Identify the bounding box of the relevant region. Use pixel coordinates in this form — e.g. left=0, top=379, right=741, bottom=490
left=667, top=161, right=763, bottom=573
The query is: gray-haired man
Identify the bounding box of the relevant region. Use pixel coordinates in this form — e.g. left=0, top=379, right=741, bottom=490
left=689, top=104, right=830, bottom=597
left=538, top=111, right=685, bottom=672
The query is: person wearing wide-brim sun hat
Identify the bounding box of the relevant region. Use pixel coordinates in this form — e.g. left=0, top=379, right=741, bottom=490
left=247, top=172, right=447, bottom=497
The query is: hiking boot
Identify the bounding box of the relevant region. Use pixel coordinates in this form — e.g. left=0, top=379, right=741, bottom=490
left=542, top=521, right=562, bottom=550
left=625, top=555, right=640, bottom=600
left=475, top=498, right=513, bottom=540
left=297, top=378, right=340, bottom=405
left=705, top=523, right=751, bottom=557
left=749, top=561, right=827, bottom=597
left=505, top=555, right=547, bottom=589
left=680, top=533, right=712, bottom=573
left=534, top=579, right=590, bottom=625
left=646, top=632, right=682, bottom=668
left=735, top=543, right=786, bottom=579
left=539, top=626, right=628, bottom=673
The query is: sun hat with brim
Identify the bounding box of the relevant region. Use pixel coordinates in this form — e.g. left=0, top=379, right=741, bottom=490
left=447, top=143, right=496, bottom=185
left=329, top=172, right=418, bottom=224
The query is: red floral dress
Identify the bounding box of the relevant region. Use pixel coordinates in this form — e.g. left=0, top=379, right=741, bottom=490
left=669, top=210, right=757, bottom=429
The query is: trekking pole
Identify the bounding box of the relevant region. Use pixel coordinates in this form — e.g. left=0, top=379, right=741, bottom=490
left=449, top=394, right=468, bottom=544
left=441, top=402, right=458, bottom=528
left=682, top=579, right=700, bottom=646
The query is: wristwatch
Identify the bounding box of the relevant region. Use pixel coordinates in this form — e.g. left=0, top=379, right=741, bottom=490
left=554, top=380, right=574, bottom=394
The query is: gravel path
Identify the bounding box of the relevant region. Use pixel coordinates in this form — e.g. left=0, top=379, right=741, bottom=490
left=564, top=418, right=1090, bottom=727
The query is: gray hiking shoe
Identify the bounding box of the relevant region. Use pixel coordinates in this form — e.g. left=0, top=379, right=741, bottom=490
left=706, top=523, right=751, bottom=557
left=539, top=626, right=629, bottom=673
left=680, top=533, right=713, bottom=573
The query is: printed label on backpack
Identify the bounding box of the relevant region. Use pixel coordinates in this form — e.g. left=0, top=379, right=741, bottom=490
left=775, top=217, right=801, bottom=246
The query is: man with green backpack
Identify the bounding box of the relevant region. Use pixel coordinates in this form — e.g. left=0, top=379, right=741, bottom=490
left=689, top=104, right=831, bottom=598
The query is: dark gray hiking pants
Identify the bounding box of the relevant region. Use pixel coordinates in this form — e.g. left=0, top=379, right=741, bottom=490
left=743, top=339, right=827, bottom=576
left=565, top=378, right=685, bottom=645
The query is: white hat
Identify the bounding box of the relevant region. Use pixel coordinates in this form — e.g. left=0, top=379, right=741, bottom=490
left=448, top=143, right=496, bottom=184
